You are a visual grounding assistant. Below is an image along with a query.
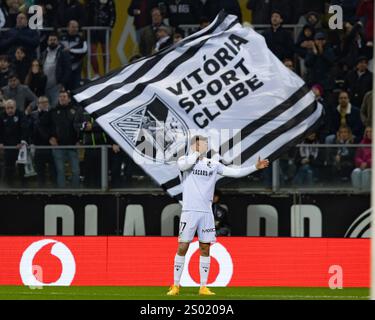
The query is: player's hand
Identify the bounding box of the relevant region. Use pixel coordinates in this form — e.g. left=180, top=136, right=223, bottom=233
left=256, top=156, right=269, bottom=170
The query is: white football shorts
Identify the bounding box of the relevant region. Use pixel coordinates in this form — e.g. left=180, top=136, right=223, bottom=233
left=178, top=210, right=216, bottom=244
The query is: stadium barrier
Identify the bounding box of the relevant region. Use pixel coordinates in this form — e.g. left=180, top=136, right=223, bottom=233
left=0, top=144, right=371, bottom=193
left=0, top=236, right=369, bottom=287
left=0, top=193, right=370, bottom=237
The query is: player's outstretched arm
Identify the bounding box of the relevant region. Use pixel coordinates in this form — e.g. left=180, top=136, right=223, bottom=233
left=177, top=151, right=200, bottom=171
left=220, top=157, right=270, bottom=178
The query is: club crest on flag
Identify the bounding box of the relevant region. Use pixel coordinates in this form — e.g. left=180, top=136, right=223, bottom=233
left=109, top=95, right=189, bottom=163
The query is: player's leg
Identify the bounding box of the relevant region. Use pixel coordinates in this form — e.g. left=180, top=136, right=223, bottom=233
left=167, top=211, right=197, bottom=295
left=197, top=212, right=216, bottom=295
left=172, top=241, right=189, bottom=287
left=198, top=242, right=212, bottom=288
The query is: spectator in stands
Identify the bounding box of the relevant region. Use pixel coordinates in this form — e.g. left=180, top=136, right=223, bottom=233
left=109, top=143, right=145, bottom=188
left=1, top=73, right=37, bottom=111
left=330, top=0, right=360, bottom=23
left=327, top=125, right=356, bottom=182
left=293, top=0, right=325, bottom=24
left=247, top=0, right=272, bottom=24
left=0, top=0, right=6, bottom=28
left=26, top=96, right=55, bottom=187
left=46, top=90, right=80, bottom=188
left=173, top=27, right=185, bottom=44
left=263, top=11, right=294, bottom=62
left=2, top=0, right=20, bottom=28
left=87, top=0, right=116, bottom=79
left=203, top=0, right=242, bottom=23
left=0, top=88, right=4, bottom=112
left=199, top=16, right=210, bottom=30
left=0, top=55, right=10, bottom=88
left=61, top=20, right=88, bottom=90
left=41, top=32, right=72, bottom=108
left=166, top=0, right=202, bottom=27
left=293, top=132, right=322, bottom=186
left=25, top=59, right=47, bottom=97
left=283, top=58, right=295, bottom=72
left=57, top=0, right=86, bottom=28
left=298, top=11, right=322, bottom=30
left=328, top=90, right=364, bottom=142
left=356, top=0, right=374, bottom=42
left=351, top=126, right=372, bottom=190
left=360, top=91, right=372, bottom=127
left=312, top=83, right=332, bottom=141
left=212, top=190, right=231, bottom=236
left=345, top=56, right=373, bottom=107
left=153, top=25, right=173, bottom=53
left=247, top=0, right=294, bottom=24
left=35, top=0, right=58, bottom=28
left=295, top=25, right=315, bottom=60
left=128, top=0, right=167, bottom=41
left=0, top=99, right=27, bottom=186
left=11, top=46, right=30, bottom=84
left=76, top=107, right=108, bottom=188
left=110, top=143, right=122, bottom=187
left=305, top=32, right=336, bottom=90
left=139, top=7, right=166, bottom=57
left=1, top=12, right=40, bottom=58
left=341, top=21, right=371, bottom=69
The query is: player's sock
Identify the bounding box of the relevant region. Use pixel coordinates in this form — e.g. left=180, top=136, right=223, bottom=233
left=174, top=254, right=185, bottom=286
left=199, top=255, right=210, bottom=287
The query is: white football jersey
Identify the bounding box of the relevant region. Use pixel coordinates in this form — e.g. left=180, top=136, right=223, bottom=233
left=180, top=157, right=225, bottom=213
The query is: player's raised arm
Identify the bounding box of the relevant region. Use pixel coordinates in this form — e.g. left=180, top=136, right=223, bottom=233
left=177, top=151, right=201, bottom=171
left=177, top=133, right=207, bottom=171
left=219, top=156, right=270, bottom=178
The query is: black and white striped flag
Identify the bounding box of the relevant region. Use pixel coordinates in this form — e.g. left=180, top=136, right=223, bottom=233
left=74, top=12, right=323, bottom=200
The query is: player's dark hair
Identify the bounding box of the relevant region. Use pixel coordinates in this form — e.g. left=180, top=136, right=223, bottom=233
left=191, top=135, right=208, bottom=145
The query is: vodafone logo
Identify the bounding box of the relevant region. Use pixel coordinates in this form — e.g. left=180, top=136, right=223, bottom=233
left=180, top=241, right=233, bottom=287
left=19, top=239, right=76, bottom=286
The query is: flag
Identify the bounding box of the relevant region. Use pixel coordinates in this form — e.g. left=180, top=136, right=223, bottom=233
left=73, top=12, right=324, bottom=200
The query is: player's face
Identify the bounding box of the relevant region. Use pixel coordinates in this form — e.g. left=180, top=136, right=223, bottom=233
left=196, top=138, right=208, bottom=154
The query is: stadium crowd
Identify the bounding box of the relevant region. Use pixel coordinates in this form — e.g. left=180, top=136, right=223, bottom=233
left=0, top=0, right=373, bottom=191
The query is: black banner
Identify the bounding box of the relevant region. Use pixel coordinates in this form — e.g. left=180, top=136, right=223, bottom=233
left=0, top=193, right=370, bottom=238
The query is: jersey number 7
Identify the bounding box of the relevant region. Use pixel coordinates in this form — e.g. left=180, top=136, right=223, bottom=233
left=179, top=222, right=187, bottom=235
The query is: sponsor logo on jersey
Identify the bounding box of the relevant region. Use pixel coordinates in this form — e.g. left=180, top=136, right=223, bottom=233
left=202, top=228, right=216, bottom=233
left=192, top=169, right=213, bottom=177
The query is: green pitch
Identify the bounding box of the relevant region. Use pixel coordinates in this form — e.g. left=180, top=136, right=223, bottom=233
left=0, top=286, right=369, bottom=300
